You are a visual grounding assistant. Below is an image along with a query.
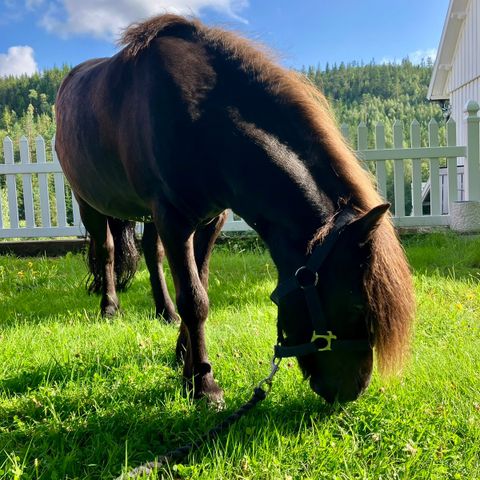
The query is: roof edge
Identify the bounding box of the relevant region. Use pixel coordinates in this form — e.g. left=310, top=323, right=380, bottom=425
left=427, top=0, right=470, bottom=100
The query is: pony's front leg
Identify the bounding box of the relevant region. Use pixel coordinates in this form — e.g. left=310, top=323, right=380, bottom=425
left=176, top=211, right=228, bottom=362
left=154, top=212, right=223, bottom=403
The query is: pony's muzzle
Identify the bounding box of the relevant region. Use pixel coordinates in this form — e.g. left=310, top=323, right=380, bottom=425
left=309, top=376, right=369, bottom=404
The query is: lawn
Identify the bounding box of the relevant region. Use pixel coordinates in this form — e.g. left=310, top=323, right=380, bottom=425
left=0, top=233, right=479, bottom=479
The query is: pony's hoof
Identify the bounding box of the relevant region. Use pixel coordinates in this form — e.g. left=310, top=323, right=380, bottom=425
left=157, top=310, right=179, bottom=324
left=102, top=305, right=119, bottom=317
left=184, top=369, right=224, bottom=405
left=198, top=376, right=224, bottom=407
left=204, top=386, right=225, bottom=410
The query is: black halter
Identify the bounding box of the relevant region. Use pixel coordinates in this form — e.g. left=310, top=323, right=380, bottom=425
left=270, top=210, right=371, bottom=359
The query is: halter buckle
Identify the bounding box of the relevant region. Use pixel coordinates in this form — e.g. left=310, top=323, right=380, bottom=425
left=311, top=330, right=337, bottom=351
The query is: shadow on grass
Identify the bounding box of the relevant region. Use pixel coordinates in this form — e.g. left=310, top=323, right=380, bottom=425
left=0, top=375, right=338, bottom=479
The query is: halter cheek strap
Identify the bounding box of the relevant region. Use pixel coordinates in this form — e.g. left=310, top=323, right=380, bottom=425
left=270, top=210, right=370, bottom=359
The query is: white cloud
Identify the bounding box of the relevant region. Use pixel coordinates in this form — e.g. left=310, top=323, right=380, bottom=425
left=0, top=46, right=38, bottom=77
left=38, top=0, right=249, bottom=40
left=409, top=48, right=437, bottom=64
left=381, top=48, right=437, bottom=66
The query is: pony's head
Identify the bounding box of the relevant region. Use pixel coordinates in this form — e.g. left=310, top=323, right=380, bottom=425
left=275, top=204, right=413, bottom=403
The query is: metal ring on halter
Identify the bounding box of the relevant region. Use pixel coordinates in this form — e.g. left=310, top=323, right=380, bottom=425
left=294, top=266, right=318, bottom=289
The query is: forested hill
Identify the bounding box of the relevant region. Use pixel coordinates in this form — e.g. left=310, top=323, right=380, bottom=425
left=0, top=60, right=443, bottom=146
left=302, top=59, right=444, bottom=143
left=0, top=65, right=69, bottom=142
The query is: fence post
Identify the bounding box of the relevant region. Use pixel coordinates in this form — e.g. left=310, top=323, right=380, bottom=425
left=464, top=100, right=480, bottom=201
left=428, top=118, right=441, bottom=215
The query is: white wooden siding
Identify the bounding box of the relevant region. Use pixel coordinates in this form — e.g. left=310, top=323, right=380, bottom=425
left=448, top=0, right=480, bottom=93
left=445, top=0, right=480, bottom=145
left=449, top=78, right=480, bottom=145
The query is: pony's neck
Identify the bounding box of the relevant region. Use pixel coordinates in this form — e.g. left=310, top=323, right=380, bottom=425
left=221, top=114, right=350, bottom=279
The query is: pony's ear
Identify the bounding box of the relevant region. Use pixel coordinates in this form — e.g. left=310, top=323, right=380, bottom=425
left=345, top=203, right=390, bottom=246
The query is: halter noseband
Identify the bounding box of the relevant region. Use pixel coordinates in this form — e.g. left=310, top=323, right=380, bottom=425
left=270, top=210, right=371, bottom=359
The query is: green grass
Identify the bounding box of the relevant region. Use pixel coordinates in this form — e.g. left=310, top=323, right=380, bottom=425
left=1, top=233, right=479, bottom=479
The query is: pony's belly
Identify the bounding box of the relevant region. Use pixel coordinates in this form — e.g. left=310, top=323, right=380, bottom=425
left=88, top=195, right=151, bottom=221
left=73, top=177, right=152, bottom=220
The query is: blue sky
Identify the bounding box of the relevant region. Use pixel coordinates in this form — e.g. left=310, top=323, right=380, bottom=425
left=0, top=0, right=450, bottom=77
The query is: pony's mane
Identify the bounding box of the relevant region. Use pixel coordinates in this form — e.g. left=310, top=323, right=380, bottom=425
left=119, top=14, right=414, bottom=373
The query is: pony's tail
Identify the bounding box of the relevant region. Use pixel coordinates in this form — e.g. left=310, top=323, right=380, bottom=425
left=86, top=218, right=140, bottom=294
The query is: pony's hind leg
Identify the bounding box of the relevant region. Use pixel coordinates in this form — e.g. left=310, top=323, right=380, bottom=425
left=108, top=217, right=140, bottom=293
left=78, top=198, right=120, bottom=317
left=176, top=211, right=228, bottom=362
left=141, top=222, right=177, bottom=322
left=194, top=211, right=228, bottom=289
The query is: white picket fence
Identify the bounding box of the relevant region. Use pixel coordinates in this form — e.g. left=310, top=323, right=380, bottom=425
left=0, top=136, right=249, bottom=238
left=1, top=100, right=479, bottom=239
left=340, top=103, right=477, bottom=228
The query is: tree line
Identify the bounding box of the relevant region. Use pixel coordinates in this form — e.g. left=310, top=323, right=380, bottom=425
left=1, top=59, right=443, bottom=147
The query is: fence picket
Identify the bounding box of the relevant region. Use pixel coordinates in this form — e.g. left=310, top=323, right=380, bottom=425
left=36, top=136, right=52, bottom=227
left=54, top=174, right=67, bottom=227
left=52, top=136, right=68, bottom=227
left=0, top=142, right=3, bottom=228
left=341, top=123, right=350, bottom=143
left=357, top=121, right=369, bottom=171
left=446, top=118, right=458, bottom=208
left=357, top=122, right=368, bottom=150
left=393, top=120, right=405, bottom=217
left=0, top=177, right=2, bottom=229
left=3, top=137, right=19, bottom=229
left=72, top=191, right=81, bottom=229
left=374, top=122, right=387, bottom=200
left=410, top=120, right=422, bottom=217
left=428, top=119, right=441, bottom=215
left=20, top=136, right=35, bottom=228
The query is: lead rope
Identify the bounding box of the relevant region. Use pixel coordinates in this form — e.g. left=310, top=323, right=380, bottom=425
left=116, top=357, right=281, bottom=480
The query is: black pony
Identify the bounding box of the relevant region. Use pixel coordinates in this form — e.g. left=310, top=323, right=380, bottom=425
left=55, top=14, right=414, bottom=404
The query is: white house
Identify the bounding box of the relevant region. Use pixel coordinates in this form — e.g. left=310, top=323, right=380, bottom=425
left=425, top=0, right=479, bottom=213
left=428, top=0, right=480, bottom=145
